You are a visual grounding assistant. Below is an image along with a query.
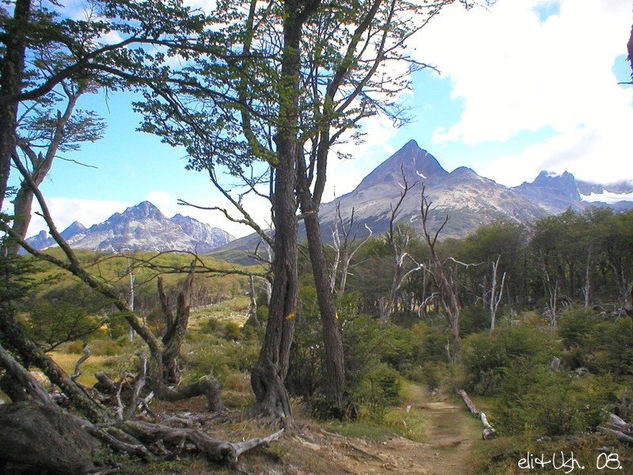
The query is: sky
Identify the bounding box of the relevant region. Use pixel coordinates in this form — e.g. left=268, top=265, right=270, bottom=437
left=9, top=0, right=633, bottom=239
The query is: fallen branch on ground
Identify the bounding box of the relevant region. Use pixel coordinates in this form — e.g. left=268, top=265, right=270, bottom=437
left=598, top=412, right=633, bottom=444
left=457, top=389, right=496, bottom=440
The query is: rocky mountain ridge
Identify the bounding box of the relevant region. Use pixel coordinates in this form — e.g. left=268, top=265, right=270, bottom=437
left=215, top=140, right=633, bottom=260
left=24, top=201, right=234, bottom=254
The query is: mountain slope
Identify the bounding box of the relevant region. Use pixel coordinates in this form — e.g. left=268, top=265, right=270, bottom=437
left=317, top=140, right=546, bottom=239
left=513, top=171, right=633, bottom=213
left=25, top=201, right=234, bottom=253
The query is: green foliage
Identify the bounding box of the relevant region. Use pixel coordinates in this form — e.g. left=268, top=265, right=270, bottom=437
left=23, top=300, right=103, bottom=350
left=459, top=305, right=489, bottom=336
left=185, top=339, right=258, bottom=385
left=355, top=363, right=402, bottom=421
left=222, top=322, right=242, bottom=341
left=462, top=323, right=559, bottom=395
left=495, top=367, right=609, bottom=437
left=590, top=317, right=633, bottom=376
left=558, top=308, right=594, bottom=348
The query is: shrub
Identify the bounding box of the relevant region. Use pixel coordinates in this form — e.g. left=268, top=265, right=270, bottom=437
left=355, top=363, right=402, bottom=421
left=462, top=324, right=559, bottom=395
left=223, top=322, right=242, bottom=341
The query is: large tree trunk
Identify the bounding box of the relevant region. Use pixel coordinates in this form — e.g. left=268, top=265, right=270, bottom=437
left=249, top=0, right=311, bottom=421
left=302, top=211, right=347, bottom=416
left=249, top=160, right=297, bottom=418
left=161, top=267, right=195, bottom=383
left=249, top=135, right=297, bottom=419
left=0, top=0, right=31, bottom=209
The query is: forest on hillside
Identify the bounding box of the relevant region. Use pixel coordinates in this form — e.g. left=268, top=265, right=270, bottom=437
left=1, top=0, right=633, bottom=473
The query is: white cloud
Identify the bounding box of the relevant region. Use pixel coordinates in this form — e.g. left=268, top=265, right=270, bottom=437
left=28, top=198, right=130, bottom=237
left=414, top=0, right=633, bottom=185
left=582, top=190, right=633, bottom=203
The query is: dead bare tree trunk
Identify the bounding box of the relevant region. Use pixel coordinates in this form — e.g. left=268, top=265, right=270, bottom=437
left=419, top=187, right=460, bottom=340
left=246, top=275, right=261, bottom=327
left=329, top=203, right=373, bottom=295
left=381, top=169, right=423, bottom=324
left=543, top=267, right=559, bottom=329
left=457, top=389, right=495, bottom=440
left=161, top=264, right=195, bottom=384
left=128, top=258, right=136, bottom=342
left=489, top=256, right=506, bottom=332
left=3, top=158, right=224, bottom=413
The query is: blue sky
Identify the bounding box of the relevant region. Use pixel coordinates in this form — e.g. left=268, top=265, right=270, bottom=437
left=11, top=0, right=633, bottom=238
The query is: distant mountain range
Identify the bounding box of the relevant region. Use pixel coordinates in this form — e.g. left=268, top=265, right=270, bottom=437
left=513, top=170, right=633, bottom=214
left=24, top=140, right=633, bottom=257
left=24, top=201, right=234, bottom=254
left=318, top=140, right=546, bottom=240
left=216, top=140, right=633, bottom=259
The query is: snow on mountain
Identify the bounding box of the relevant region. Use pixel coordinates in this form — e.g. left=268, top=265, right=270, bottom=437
left=24, top=201, right=234, bottom=253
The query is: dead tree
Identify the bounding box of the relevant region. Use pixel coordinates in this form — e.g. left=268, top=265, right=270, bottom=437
left=329, top=203, right=373, bottom=294
left=419, top=187, right=461, bottom=340
left=158, top=265, right=196, bottom=384
left=380, top=170, right=424, bottom=323
left=489, top=255, right=506, bottom=332
left=128, top=258, right=136, bottom=341
left=457, top=389, right=496, bottom=440
left=2, top=158, right=224, bottom=414
left=599, top=412, right=633, bottom=443
left=246, top=275, right=261, bottom=327
left=0, top=342, right=282, bottom=472
left=543, top=269, right=559, bottom=329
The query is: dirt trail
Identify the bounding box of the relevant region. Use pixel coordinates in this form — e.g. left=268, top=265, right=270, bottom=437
left=280, top=385, right=482, bottom=474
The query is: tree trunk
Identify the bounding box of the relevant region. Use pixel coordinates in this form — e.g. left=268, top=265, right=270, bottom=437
left=302, top=211, right=347, bottom=416
left=162, top=266, right=194, bottom=383
left=0, top=0, right=31, bottom=209
left=250, top=148, right=297, bottom=418
left=246, top=275, right=261, bottom=327
left=8, top=89, right=81, bottom=256
left=250, top=0, right=315, bottom=421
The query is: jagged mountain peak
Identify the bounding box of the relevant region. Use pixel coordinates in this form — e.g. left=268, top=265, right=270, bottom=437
left=354, top=140, right=448, bottom=193
left=522, top=170, right=580, bottom=202
left=122, top=200, right=164, bottom=220
left=25, top=201, right=234, bottom=254
left=61, top=221, right=86, bottom=238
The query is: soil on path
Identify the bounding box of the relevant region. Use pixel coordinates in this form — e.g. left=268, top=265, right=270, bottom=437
left=265, top=385, right=483, bottom=474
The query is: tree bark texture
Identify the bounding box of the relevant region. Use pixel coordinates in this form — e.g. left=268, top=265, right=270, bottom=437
left=0, top=0, right=31, bottom=209
left=161, top=266, right=195, bottom=383
left=8, top=91, right=81, bottom=256
left=250, top=3, right=304, bottom=420
left=302, top=210, right=347, bottom=415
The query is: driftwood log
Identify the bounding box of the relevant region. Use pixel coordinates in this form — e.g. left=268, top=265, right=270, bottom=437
left=599, top=412, right=633, bottom=444
left=457, top=389, right=496, bottom=439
